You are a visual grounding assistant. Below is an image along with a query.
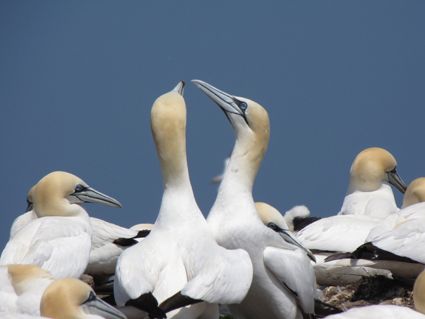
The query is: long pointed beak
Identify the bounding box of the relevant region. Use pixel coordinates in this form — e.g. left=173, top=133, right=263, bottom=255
left=82, top=297, right=127, bottom=319
left=172, top=81, right=185, bottom=96
left=74, top=187, right=122, bottom=208
left=270, top=224, right=316, bottom=262
left=192, top=79, right=244, bottom=117
left=387, top=170, right=407, bottom=193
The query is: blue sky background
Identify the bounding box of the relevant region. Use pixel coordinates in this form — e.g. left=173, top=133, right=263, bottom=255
left=1, top=1, right=424, bottom=249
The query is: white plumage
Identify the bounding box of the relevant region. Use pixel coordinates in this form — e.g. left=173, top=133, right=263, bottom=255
left=0, top=265, right=53, bottom=316
left=0, top=171, right=121, bottom=279
left=323, top=305, right=425, bottom=319
left=114, top=82, right=252, bottom=319
left=362, top=177, right=425, bottom=263
left=193, top=79, right=315, bottom=319
left=9, top=212, right=142, bottom=277
left=296, top=147, right=406, bottom=253
left=297, top=215, right=381, bottom=252
left=1, top=215, right=92, bottom=279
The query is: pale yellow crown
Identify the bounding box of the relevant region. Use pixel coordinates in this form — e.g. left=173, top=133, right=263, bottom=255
left=255, top=202, right=286, bottom=229
left=350, top=147, right=397, bottom=191
left=41, top=278, right=91, bottom=318
left=402, top=177, right=425, bottom=208
left=30, top=171, right=87, bottom=217
left=151, top=84, right=187, bottom=185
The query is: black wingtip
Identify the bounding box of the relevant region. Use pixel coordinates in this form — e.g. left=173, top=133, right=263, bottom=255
left=135, top=229, right=151, bottom=238
left=113, top=237, right=138, bottom=247
left=126, top=292, right=166, bottom=319
left=159, top=291, right=202, bottom=314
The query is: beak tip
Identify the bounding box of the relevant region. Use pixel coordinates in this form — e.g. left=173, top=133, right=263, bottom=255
left=191, top=79, right=204, bottom=88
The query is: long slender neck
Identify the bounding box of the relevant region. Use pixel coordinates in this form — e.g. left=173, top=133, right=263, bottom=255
left=215, top=131, right=265, bottom=207
left=153, top=112, right=193, bottom=192
left=152, top=102, right=203, bottom=226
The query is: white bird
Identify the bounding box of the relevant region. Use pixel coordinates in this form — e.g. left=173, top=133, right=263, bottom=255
left=40, top=278, right=126, bottom=319
left=323, top=268, right=425, bottom=319
left=0, top=265, right=126, bottom=319
left=329, top=177, right=425, bottom=264
left=256, top=202, right=290, bottom=230
left=0, top=171, right=121, bottom=278
left=296, top=147, right=407, bottom=253
left=10, top=212, right=145, bottom=277
left=8, top=186, right=141, bottom=277
left=114, top=81, right=253, bottom=319
left=255, top=202, right=316, bottom=262
left=339, top=147, right=406, bottom=218
left=193, top=79, right=315, bottom=319
left=0, top=264, right=53, bottom=315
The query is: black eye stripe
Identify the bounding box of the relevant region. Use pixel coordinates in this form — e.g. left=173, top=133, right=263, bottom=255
left=74, top=184, right=87, bottom=193
left=233, top=99, right=248, bottom=112
left=84, top=291, right=96, bottom=304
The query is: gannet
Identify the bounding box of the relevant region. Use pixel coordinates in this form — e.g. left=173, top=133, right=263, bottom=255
left=10, top=211, right=144, bottom=278
left=323, top=268, right=425, bottom=319
left=193, top=79, right=315, bottom=319
left=296, top=147, right=407, bottom=253
left=0, top=171, right=121, bottom=278
left=114, top=81, right=252, bottom=318
left=41, top=278, right=126, bottom=319
left=327, top=177, right=425, bottom=264
left=8, top=182, right=138, bottom=277
left=0, top=265, right=126, bottom=319
left=255, top=202, right=316, bottom=262
left=339, top=147, right=406, bottom=217
left=0, top=265, right=53, bottom=315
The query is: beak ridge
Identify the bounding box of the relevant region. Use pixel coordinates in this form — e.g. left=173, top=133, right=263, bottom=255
left=172, top=81, right=185, bottom=96
left=192, top=79, right=242, bottom=115
left=74, top=187, right=122, bottom=208
left=388, top=170, right=407, bottom=194
left=270, top=224, right=316, bottom=262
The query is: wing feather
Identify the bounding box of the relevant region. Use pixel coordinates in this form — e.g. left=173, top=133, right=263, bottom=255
left=263, top=246, right=315, bottom=314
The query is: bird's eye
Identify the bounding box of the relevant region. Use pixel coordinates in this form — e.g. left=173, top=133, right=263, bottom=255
left=74, top=184, right=86, bottom=193
left=84, top=291, right=96, bottom=304
left=388, top=167, right=397, bottom=174
left=239, top=102, right=248, bottom=111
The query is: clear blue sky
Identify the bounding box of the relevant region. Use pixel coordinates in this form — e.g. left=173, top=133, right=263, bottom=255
left=1, top=1, right=424, bottom=249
